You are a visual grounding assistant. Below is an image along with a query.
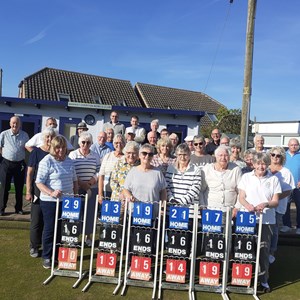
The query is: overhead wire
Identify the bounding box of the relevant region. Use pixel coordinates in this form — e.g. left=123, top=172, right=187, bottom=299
left=203, top=1, right=233, bottom=93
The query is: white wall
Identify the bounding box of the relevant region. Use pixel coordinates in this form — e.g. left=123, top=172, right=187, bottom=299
left=0, top=103, right=201, bottom=141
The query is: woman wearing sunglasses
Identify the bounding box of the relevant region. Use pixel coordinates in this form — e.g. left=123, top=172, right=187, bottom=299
left=123, top=143, right=167, bottom=216
left=190, top=135, right=215, bottom=168
left=268, top=147, right=295, bottom=264
left=69, top=131, right=100, bottom=246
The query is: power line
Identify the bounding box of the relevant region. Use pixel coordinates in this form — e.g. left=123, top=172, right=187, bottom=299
left=203, top=1, right=233, bottom=93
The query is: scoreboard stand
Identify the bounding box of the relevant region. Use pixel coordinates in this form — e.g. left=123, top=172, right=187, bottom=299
left=43, top=194, right=88, bottom=287
left=121, top=200, right=163, bottom=300
left=82, top=196, right=127, bottom=294
left=226, top=211, right=263, bottom=300
left=158, top=203, right=197, bottom=300
left=190, top=206, right=232, bottom=300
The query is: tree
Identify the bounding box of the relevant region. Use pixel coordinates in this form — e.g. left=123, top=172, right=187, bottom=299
left=201, top=107, right=248, bottom=137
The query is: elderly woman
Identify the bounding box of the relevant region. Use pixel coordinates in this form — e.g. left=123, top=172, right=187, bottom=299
left=238, top=152, right=281, bottom=292
left=190, top=135, right=215, bottom=168
left=98, top=134, right=125, bottom=202
left=229, top=138, right=246, bottom=168
left=69, top=132, right=100, bottom=246
left=110, top=141, right=140, bottom=201
left=165, top=143, right=202, bottom=216
left=25, top=128, right=56, bottom=258
left=202, top=145, right=242, bottom=209
left=169, top=133, right=179, bottom=156
left=36, top=136, right=78, bottom=269
left=268, top=147, right=295, bottom=264
left=122, top=143, right=167, bottom=217
left=151, top=137, right=176, bottom=176
left=241, top=148, right=256, bottom=174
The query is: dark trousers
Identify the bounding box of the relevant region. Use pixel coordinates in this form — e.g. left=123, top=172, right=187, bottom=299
left=40, top=201, right=61, bottom=260
left=0, top=158, right=25, bottom=212
left=30, top=199, right=43, bottom=249
left=282, top=188, right=300, bottom=228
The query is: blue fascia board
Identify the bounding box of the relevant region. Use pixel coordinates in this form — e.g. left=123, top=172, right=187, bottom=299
left=0, top=96, right=206, bottom=118
left=0, top=96, right=66, bottom=107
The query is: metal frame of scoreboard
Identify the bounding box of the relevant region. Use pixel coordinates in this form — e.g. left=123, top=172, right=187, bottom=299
left=43, top=193, right=88, bottom=287
left=121, top=200, right=163, bottom=300
left=226, top=210, right=263, bottom=300
left=82, top=196, right=127, bottom=294
left=190, top=205, right=232, bottom=300
left=158, top=203, right=198, bottom=300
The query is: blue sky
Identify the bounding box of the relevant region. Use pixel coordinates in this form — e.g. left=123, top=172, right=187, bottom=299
left=1, top=0, right=299, bottom=122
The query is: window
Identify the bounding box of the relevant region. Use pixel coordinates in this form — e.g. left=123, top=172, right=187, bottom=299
left=93, top=95, right=103, bottom=104
left=118, top=99, right=127, bottom=106
left=207, top=113, right=218, bottom=122
left=57, top=93, right=70, bottom=102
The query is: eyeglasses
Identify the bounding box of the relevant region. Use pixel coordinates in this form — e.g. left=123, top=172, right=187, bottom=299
left=81, top=141, right=91, bottom=145
left=141, top=151, right=154, bottom=157
left=126, top=152, right=137, bottom=156
left=193, top=142, right=203, bottom=146
left=270, top=153, right=282, bottom=158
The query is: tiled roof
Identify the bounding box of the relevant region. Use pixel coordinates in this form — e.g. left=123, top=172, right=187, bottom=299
left=18, top=68, right=225, bottom=128
left=18, top=67, right=142, bottom=107
left=134, top=82, right=225, bottom=127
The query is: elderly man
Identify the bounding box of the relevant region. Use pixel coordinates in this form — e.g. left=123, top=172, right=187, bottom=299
left=205, top=128, right=221, bottom=155
left=169, top=133, right=179, bottom=156
left=25, top=117, right=57, bottom=152
left=0, top=116, right=29, bottom=215
left=160, top=128, right=169, bottom=139
left=103, top=111, right=125, bottom=136
left=184, top=135, right=194, bottom=152
left=253, top=134, right=267, bottom=153
left=70, top=121, right=88, bottom=150
left=147, top=131, right=158, bottom=154
left=25, top=117, right=73, bottom=152
left=125, top=115, right=146, bottom=144
left=90, top=131, right=112, bottom=164
left=150, top=119, right=160, bottom=139
left=220, top=136, right=230, bottom=146
left=281, top=138, right=300, bottom=234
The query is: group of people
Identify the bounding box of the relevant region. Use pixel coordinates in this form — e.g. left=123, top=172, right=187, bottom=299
left=0, top=114, right=299, bottom=293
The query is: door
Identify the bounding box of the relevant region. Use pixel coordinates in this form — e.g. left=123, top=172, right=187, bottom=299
left=59, top=117, right=82, bottom=140
left=166, top=124, right=187, bottom=143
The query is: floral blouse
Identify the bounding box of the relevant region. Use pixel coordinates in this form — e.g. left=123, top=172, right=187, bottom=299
left=110, top=157, right=140, bottom=201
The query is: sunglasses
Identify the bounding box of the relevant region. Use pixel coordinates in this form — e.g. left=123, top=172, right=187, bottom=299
left=81, top=141, right=91, bottom=145
left=193, top=142, right=204, bottom=146
left=270, top=153, right=282, bottom=158
left=141, top=151, right=154, bottom=157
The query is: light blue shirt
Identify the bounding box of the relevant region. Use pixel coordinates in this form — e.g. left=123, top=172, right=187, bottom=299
left=90, top=143, right=112, bottom=163
left=0, top=129, right=29, bottom=161
left=36, top=154, right=77, bottom=202
left=285, top=150, right=300, bottom=184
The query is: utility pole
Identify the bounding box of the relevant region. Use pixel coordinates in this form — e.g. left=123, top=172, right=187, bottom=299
left=240, top=0, right=257, bottom=151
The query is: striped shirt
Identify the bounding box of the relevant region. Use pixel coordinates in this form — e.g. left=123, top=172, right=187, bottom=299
left=165, top=163, right=202, bottom=217
left=36, top=154, right=77, bottom=202
left=68, top=149, right=100, bottom=187
left=0, top=129, right=29, bottom=161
